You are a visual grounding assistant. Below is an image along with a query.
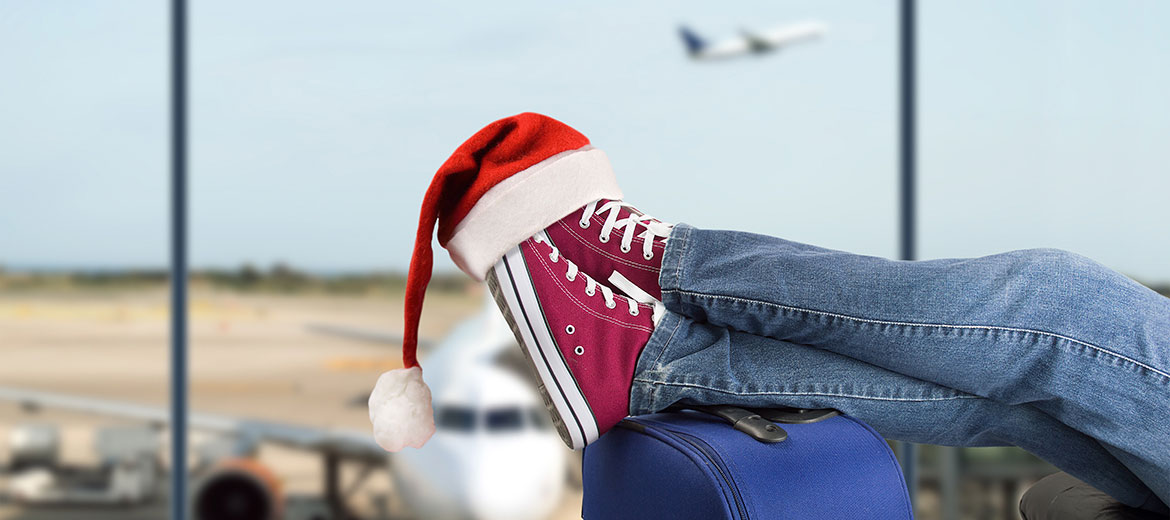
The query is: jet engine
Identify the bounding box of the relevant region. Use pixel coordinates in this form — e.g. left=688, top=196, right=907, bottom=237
left=191, top=458, right=283, bottom=520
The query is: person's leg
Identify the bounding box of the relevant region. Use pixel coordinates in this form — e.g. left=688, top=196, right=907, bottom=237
left=629, top=311, right=1160, bottom=510
left=656, top=224, right=1170, bottom=511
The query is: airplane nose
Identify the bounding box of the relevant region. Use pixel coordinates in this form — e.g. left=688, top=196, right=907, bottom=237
left=467, top=481, right=542, bottom=520
left=466, top=449, right=562, bottom=520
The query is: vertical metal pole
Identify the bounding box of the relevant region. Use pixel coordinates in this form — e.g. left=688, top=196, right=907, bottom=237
left=899, top=0, right=919, bottom=509
left=941, top=445, right=960, bottom=520
left=169, top=0, right=188, bottom=518
left=899, top=1, right=916, bottom=262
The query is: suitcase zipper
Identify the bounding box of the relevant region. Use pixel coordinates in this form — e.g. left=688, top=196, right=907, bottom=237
left=672, top=432, right=750, bottom=520
left=622, top=420, right=750, bottom=519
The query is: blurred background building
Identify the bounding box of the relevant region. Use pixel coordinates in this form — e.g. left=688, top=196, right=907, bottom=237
left=0, top=1, right=1167, bottom=519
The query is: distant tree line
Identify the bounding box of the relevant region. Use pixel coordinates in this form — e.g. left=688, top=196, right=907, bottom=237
left=0, top=263, right=471, bottom=295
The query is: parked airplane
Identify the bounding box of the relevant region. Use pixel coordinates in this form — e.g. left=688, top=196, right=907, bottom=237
left=679, top=21, right=827, bottom=61
left=0, top=293, right=569, bottom=520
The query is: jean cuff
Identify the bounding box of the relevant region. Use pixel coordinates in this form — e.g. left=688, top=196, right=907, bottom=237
left=628, top=309, right=686, bottom=416
left=658, top=222, right=693, bottom=293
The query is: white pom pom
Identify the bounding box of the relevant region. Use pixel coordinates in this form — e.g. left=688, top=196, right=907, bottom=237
left=368, top=366, right=435, bottom=451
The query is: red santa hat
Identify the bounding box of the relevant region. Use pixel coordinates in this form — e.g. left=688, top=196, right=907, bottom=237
left=369, top=113, right=623, bottom=451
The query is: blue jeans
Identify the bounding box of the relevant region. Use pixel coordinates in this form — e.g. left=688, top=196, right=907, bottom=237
left=628, top=224, right=1170, bottom=513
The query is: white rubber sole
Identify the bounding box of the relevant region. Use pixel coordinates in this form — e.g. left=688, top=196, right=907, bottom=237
left=486, top=241, right=599, bottom=450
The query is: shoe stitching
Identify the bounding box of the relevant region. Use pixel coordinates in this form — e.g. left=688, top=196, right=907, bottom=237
left=556, top=220, right=661, bottom=273
left=533, top=248, right=652, bottom=333
left=530, top=243, right=654, bottom=334
left=664, top=289, right=1170, bottom=382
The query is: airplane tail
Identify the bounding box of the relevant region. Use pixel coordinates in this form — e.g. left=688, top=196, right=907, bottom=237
left=678, top=26, right=706, bottom=56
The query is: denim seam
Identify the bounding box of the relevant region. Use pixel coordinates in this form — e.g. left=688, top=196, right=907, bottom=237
left=671, top=226, right=690, bottom=290
left=632, top=378, right=986, bottom=402
left=665, top=289, right=1170, bottom=382
left=650, top=313, right=685, bottom=368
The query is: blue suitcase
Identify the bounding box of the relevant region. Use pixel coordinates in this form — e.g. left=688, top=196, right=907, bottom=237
left=582, top=406, right=912, bottom=519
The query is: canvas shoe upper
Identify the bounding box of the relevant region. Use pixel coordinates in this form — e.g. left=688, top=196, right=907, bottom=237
left=543, top=199, right=673, bottom=303
left=486, top=231, right=655, bottom=449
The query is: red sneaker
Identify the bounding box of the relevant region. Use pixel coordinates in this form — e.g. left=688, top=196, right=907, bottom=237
left=543, top=199, right=673, bottom=303
left=487, top=230, right=657, bottom=449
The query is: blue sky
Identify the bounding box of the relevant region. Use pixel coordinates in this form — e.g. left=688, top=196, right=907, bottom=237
left=1, top=1, right=1167, bottom=282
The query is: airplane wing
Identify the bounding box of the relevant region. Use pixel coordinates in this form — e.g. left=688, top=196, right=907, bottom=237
left=306, top=322, right=435, bottom=349
left=0, top=386, right=387, bottom=462
left=755, top=21, right=827, bottom=49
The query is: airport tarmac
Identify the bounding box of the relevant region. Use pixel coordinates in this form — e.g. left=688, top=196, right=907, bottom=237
left=0, top=286, right=584, bottom=519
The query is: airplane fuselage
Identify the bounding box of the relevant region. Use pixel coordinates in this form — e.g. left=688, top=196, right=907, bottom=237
left=392, top=429, right=566, bottom=520
left=682, top=21, right=827, bottom=62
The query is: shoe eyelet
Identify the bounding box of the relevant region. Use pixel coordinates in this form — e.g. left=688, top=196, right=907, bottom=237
left=574, top=346, right=585, bottom=356
left=598, top=234, right=610, bottom=243
left=629, top=307, right=640, bottom=316
left=579, top=219, right=590, bottom=229
left=548, top=253, right=558, bottom=262
left=605, top=300, right=616, bottom=309
left=585, top=288, right=596, bottom=297
left=620, top=244, right=631, bottom=253
left=644, top=251, right=654, bottom=260
left=566, top=273, right=576, bottom=282
left=565, top=325, right=575, bottom=335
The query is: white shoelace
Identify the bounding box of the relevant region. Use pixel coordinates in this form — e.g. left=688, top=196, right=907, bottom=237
left=534, top=234, right=641, bottom=316
left=579, top=200, right=673, bottom=261
left=608, top=270, right=666, bottom=325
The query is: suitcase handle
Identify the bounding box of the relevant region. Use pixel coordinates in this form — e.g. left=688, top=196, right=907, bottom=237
left=667, top=404, right=788, bottom=443
left=665, top=405, right=843, bottom=443
left=756, top=407, right=841, bottom=425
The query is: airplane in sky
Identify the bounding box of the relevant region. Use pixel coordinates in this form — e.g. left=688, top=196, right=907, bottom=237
left=0, top=293, right=570, bottom=520
left=679, top=21, right=827, bottom=61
